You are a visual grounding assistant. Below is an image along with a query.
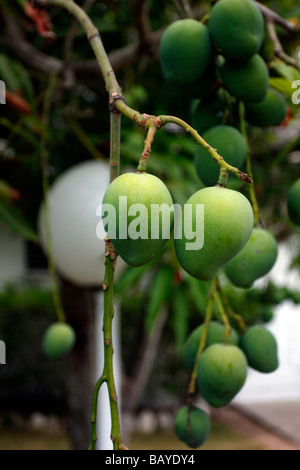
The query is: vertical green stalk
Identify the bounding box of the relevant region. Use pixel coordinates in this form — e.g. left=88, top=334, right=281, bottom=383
left=239, top=101, right=260, bottom=224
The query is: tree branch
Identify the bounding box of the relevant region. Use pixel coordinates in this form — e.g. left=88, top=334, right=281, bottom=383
left=253, top=0, right=300, bottom=34
left=2, top=11, right=163, bottom=78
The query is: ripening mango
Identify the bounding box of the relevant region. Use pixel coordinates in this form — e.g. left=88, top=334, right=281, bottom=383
left=42, top=322, right=76, bottom=359
left=174, top=405, right=211, bottom=448
left=183, top=321, right=239, bottom=371
left=224, top=228, right=278, bottom=288
left=194, top=125, right=248, bottom=186
left=240, top=325, right=279, bottom=373
left=174, top=186, right=254, bottom=281
left=197, top=344, right=248, bottom=407
left=287, top=178, right=300, bottom=226
left=209, top=0, right=264, bottom=61
left=159, top=19, right=212, bottom=84
left=220, top=54, right=269, bottom=103
left=102, top=172, right=174, bottom=267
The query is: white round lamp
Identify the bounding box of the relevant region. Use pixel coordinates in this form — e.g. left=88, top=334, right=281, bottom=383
left=38, top=159, right=118, bottom=286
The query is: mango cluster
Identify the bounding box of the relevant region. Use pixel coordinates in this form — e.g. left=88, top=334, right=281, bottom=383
left=174, top=320, right=278, bottom=447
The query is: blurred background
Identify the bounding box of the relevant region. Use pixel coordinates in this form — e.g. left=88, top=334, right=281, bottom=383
left=0, top=0, right=300, bottom=450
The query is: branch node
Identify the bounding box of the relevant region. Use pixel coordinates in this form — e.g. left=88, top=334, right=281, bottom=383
left=108, top=94, right=126, bottom=113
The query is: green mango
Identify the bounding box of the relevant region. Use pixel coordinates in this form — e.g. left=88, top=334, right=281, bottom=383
left=159, top=19, right=212, bottom=84
left=287, top=178, right=300, bottom=226
left=174, top=186, right=254, bottom=281
left=209, top=0, right=264, bottom=61
left=240, top=325, right=279, bottom=373
left=197, top=344, right=248, bottom=407
left=183, top=321, right=239, bottom=371
left=220, top=54, right=269, bottom=103
left=174, top=405, right=211, bottom=448
left=194, top=125, right=248, bottom=186
left=102, top=172, right=174, bottom=267
left=245, top=88, right=287, bottom=127
left=192, top=94, right=225, bottom=136
left=42, top=322, right=76, bottom=359
left=224, top=228, right=278, bottom=288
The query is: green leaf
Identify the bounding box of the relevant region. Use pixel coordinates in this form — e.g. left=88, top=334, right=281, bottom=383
left=0, top=197, right=38, bottom=242
left=268, top=77, right=294, bottom=98
left=186, top=276, right=211, bottom=316
left=145, top=265, right=174, bottom=333
left=114, top=263, right=153, bottom=296
left=171, top=284, right=189, bottom=352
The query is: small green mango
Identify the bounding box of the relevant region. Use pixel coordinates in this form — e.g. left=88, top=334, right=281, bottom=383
left=209, top=0, right=264, bottom=61
left=174, top=405, right=211, bottom=448
left=240, top=325, right=279, bottom=373
left=102, top=172, right=174, bottom=267
left=220, top=54, right=269, bottom=102
left=174, top=186, right=254, bottom=281
left=287, top=178, right=300, bottom=226
left=159, top=19, right=212, bottom=84
left=194, top=125, right=248, bottom=186
left=245, top=88, right=287, bottom=127
left=183, top=321, right=239, bottom=371
left=42, top=322, right=76, bottom=359
left=224, top=228, right=278, bottom=288
left=197, top=344, right=248, bottom=408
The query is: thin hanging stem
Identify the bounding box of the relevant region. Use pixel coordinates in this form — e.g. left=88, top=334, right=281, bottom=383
left=41, top=72, right=66, bottom=323
left=186, top=277, right=217, bottom=403
left=239, top=101, right=260, bottom=224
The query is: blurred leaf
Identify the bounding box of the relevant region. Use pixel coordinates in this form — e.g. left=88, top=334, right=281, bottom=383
left=268, top=77, right=295, bottom=98
left=171, top=284, right=189, bottom=352
left=0, top=180, right=21, bottom=201
left=0, top=197, right=38, bottom=242
left=145, top=265, right=174, bottom=333
left=186, top=276, right=211, bottom=316
left=114, top=262, right=154, bottom=296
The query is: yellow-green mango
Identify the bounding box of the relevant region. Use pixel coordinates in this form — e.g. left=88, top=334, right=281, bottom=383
left=42, top=322, right=76, bottom=359
left=159, top=19, right=212, bottom=84
left=197, top=344, right=248, bottom=407
left=240, top=325, right=278, bottom=373
left=245, top=88, right=287, bottom=127
left=287, top=178, right=300, bottom=226
left=102, top=172, right=174, bottom=267
left=224, top=228, right=278, bottom=288
left=183, top=321, right=239, bottom=371
left=174, top=405, right=211, bottom=448
left=194, top=125, right=248, bottom=186
left=209, top=0, right=264, bottom=61
left=220, top=54, right=269, bottom=102
left=174, top=187, right=254, bottom=281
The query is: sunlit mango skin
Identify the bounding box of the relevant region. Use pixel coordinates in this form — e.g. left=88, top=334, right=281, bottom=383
left=224, top=228, right=278, bottom=288
left=240, top=325, right=279, bottom=373
left=102, top=172, right=174, bottom=267
left=183, top=321, right=239, bottom=371
left=197, top=344, right=248, bottom=407
left=174, top=186, right=254, bottom=281
left=174, top=405, right=211, bottom=448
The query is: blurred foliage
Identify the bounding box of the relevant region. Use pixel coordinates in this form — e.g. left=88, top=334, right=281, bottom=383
left=0, top=0, right=300, bottom=409
left=0, top=282, right=68, bottom=416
